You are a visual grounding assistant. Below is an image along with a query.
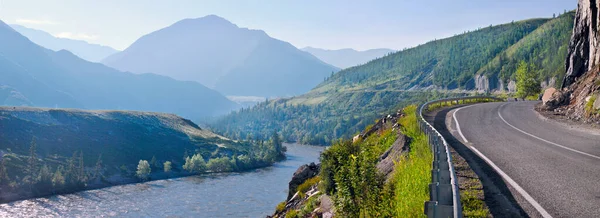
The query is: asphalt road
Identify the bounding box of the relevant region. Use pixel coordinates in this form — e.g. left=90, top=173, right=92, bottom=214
left=448, top=101, right=600, bottom=218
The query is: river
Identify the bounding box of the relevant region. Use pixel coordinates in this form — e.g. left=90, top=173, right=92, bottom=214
left=0, top=144, right=324, bottom=218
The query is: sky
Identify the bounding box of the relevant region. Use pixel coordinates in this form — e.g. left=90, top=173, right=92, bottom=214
left=0, top=0, right=577, bottom=51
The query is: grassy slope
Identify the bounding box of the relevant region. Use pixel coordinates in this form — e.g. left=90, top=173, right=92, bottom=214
left=0, top=107, right=283, bottom=203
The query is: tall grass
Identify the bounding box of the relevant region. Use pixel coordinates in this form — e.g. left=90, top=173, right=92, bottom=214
left=392, top=105, right=432, bottom=217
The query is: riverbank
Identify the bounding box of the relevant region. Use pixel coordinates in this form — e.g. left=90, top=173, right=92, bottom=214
left=0, top=144, right=323, bottom=217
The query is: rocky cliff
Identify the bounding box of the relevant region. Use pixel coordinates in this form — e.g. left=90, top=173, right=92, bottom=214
left=564, top=0, right=600, bottom=87
left=546, top=0, right=600, bottom=122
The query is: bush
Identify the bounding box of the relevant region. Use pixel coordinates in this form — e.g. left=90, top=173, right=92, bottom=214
left=183, top=154, right=206, bottom=173
left=207, top=157, right=233, bottom=172
left=285, top=210, right=298, bottom=218
left=163, top=161, right=172, bottom=173
left=136, top=160, right=151, bottom=180
left=275, top=201, right=286, bottom=213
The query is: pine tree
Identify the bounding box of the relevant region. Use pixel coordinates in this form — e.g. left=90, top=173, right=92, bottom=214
left=0, top=156, right=8, bottom=185
left=150, top=156, right=158, bottom=169
left=93, top=154, right=103, bottom=180
left=78, top=151, right=86, bottom=184
left=25, top=137, right=38, bottom=187
left=52, top=166, right=65, bottom=191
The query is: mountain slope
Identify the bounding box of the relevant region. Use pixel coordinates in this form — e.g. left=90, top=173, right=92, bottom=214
left=10, top=24, right=118, bottom=62
left=302, top=47, right=395, bottom=69
left=212, top=13, right=575, bottom=145
left=102, top=15, right=339, bottom=97
left=0, top=106, right=283, bottom=202
left=0, top=20, right=236, bottom=119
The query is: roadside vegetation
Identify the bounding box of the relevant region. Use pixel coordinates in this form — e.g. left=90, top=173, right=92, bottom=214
left=294, top=105, right=432, bottom=217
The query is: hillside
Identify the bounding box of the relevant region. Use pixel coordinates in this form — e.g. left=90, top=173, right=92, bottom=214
left=0, top=20, right=237, bottom=119
left=212, top=13, right=575, bottom=145
left=10, top=24, right=119, bottom=63
left=0, top=107, right=284, bottom=203
left=302, top=47, right=395, bottom=69
left=102, top=15, right=339, bottom=97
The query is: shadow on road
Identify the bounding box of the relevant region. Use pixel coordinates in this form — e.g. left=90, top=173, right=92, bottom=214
left=427, top=106, right=530, bottom=218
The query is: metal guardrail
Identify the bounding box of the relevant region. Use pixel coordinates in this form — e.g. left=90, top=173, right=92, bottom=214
left=420, top=96, right=503, bottom=218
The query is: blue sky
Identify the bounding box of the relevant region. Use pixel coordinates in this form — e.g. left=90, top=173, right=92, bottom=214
left=0, top=0, right=576, bottom=51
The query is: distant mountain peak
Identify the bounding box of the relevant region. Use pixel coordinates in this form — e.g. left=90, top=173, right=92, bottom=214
left=173, top=14, right=237, bottom=29
left=302, top=47, right=395, bottom=69
left=102, top=16, right=338, bottom=97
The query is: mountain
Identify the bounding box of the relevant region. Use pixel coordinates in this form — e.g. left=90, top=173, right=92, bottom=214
left=302, top=47, right=395, bottom=69
left=102, top=15, right=339, bottom=97
left=212, top=12, right=575, bottom=145
left=0, top=20, right=237, bottom=119
left=9, top=24, right=119, bottom=62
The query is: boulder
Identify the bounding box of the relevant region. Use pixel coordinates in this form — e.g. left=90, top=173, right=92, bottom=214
left=287, top=162, right=320, bottom=200
left=542, top=88, right=557, bottom=104
left=543, top=89, right=571, bottom=110
left=594, top=93, right=600, bottom=110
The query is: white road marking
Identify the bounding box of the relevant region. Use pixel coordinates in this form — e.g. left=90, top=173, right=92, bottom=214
left=452, top=104, right=553, bottom=218
left=497, top=103, right=600, bottom=160
left=452, top=104, right=477, bottom=143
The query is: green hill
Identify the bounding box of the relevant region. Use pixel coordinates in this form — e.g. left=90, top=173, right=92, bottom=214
left=0, top=107, right=284, bottom=203
left=211, top=12, right=575, bottom=145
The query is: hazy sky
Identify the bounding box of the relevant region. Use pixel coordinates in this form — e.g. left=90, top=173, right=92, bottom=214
left=0, top=0, right=576, bottom=51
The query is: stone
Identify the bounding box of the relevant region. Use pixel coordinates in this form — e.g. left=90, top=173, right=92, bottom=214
left=594, top=93, right=600, bottom=110
left=287, top=162, right=320, bottom=200
left=543, top=89, right=571, bottom=110
left=542, top=88, right=557, bottom=104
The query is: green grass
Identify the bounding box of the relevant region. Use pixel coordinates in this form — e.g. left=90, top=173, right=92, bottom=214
left=585, top=95, right=598, bottom=115
left=275, top=201, right=286, bottom=213
left=297, top=176, right=320, bottom=198
left=390, top=105, right=432, bottom=217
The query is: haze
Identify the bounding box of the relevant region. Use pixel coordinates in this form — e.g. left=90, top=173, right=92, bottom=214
left=0, top=0, right=574, bottom=51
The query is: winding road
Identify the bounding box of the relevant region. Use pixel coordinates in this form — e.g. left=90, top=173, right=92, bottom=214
left=437, top=101, right=600, bottom=217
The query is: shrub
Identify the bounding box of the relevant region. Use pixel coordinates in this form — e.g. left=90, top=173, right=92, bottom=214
left=285, top=210, right=298, bottom=218
left=275, top=201, right=286, bottom=213
left=163, top=161, right=172, bottom=173
left=136, top=160, right=151, bottom=180
left=183, top=154, right=206, bottom=173
left=207, top=157, right=233, bottom=172
left=296, top=176, right=320, bottom=198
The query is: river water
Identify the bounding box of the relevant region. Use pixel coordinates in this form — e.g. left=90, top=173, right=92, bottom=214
left=0, top=144, right=324, bottom=218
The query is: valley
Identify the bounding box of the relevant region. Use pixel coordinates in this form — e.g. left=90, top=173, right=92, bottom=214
left=0, top=1, right=590, bottom=217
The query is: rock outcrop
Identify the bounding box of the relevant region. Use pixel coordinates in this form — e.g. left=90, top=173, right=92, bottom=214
left=564, top=0, right=600, bottom=88
left=543, top=0, right=600, bottom=122
left=376, top=134, right=410, bottom=182
left=287, top=162, right=320, bottom=200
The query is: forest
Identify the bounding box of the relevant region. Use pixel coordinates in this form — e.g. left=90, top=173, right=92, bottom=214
left=211, top=12, right=574, bottom=146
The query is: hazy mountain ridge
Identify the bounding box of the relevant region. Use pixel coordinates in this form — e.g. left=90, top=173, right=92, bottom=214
left=9, top=24, right=119, bottom=62
left=0, top=20, right=237, bottom=119
left=102, top=15, right=339, bottom=97
left=213, top=13, right=575, bottom=145
left=302, top=47, right=395, bottom=69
